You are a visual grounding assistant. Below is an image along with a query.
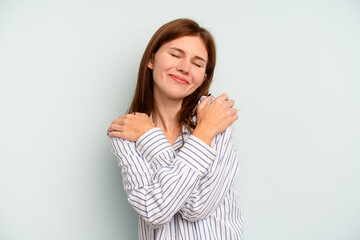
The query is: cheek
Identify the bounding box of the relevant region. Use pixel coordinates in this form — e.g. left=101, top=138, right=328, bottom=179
left=193, top=70, right=206, bottom=85
left=156, top=52, right=175, bottom=67
left=152, top=60, right=167, bottom=78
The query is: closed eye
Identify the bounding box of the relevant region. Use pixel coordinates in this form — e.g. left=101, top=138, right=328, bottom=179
left=170, top=53, right=180, bottom=58
left=193, top=62, right=204, bottom=68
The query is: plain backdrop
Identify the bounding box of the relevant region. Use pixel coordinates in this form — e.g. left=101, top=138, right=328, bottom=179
left=1, top=0, right=359, bottom=239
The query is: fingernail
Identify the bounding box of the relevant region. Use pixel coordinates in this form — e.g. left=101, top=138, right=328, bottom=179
left=208, top=93, right=211, bottom=96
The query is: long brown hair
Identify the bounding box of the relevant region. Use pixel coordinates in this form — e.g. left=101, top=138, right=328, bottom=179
left=128, top=18, right=216, bottom=132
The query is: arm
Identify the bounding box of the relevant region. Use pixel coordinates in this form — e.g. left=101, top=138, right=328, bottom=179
left=135, top=95, right=240, bottom=221
left=136, top=125, right=239, bottom=222
left=109, top=127, right=217, bottom=229
left=179, top=126, right=239, bottom=221
left=109, top=94, right=239, bottom=224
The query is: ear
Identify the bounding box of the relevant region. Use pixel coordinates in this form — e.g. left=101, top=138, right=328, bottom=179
left=147, top=55, right=154, bottom=69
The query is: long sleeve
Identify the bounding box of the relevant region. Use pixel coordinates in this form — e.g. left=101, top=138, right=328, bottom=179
left=109, top=128, right=217, bottom=228
left=179, top=126, right=239, bottom=221
left=135, top=126, right=239, bottom=222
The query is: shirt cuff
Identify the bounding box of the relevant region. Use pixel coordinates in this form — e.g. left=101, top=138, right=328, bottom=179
left=177, top=135, right=217, bottom=177
left=136, top=127, right=173, bottom=163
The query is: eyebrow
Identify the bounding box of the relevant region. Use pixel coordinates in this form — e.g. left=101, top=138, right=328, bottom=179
left=169, top=47, right=207, bottom=63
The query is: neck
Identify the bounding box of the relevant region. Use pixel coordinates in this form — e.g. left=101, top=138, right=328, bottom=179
left=152, top=94, right=182, bottom=134
left=152, top=98, right=182, bottom=132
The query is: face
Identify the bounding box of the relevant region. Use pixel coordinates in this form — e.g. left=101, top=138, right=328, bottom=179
left=148, top=36, right=208, bottom=101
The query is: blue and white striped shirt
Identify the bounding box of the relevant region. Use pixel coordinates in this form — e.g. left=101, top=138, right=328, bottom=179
left=110, top=113, right=243, bottom=239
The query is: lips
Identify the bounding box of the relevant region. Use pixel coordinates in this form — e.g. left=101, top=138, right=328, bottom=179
left=169, top=74, right=189, bottom=85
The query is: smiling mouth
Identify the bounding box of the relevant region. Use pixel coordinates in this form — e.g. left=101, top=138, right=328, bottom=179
left=170, top=74, right=189, bottom=85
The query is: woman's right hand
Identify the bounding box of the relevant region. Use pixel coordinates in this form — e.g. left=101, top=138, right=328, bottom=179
left=192, top=94, right=238, bottom=146
left=107, top=112, right=155, bottom=142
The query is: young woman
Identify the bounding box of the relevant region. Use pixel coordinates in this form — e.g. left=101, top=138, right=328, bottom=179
left=107, top=18, right=243, bottom=239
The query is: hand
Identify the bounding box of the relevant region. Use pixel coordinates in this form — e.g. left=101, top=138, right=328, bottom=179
left=193, top=94, right=238, bottom=145
left=107, top=112, right=155, bottom=142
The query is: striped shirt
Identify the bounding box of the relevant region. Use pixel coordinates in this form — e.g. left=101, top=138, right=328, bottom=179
left=109, top=112, right=243, bottom=239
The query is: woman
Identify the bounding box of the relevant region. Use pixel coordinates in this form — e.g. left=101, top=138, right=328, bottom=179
left=108, top=18, right=243, bottom=239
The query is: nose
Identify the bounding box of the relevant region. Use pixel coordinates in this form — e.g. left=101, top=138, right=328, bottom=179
left=176, top=59, right=190, bottom=75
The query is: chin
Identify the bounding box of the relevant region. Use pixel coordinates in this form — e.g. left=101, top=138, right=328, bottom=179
left=168, top=94, right=187, bottom=101
left=165, top=89, right=189, bottom=100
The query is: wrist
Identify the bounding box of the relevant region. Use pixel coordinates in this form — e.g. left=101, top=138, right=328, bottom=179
left=192, top=124, right=215, bottom=146
left=138, top=126, right=156, bottom=141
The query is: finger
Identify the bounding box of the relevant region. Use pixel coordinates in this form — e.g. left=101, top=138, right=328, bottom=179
left=226, top=112, right=239, bottom=126
left=229, top=108, right=238, bottom=116
left=112, top=118, right=122, bottom=125
left=214, top=93, right=229, bottom=103
left=108, top=124, right=124, bottom=133
left=111, top=123, right=123, bottom=131
left=119, top=114, right=136, bottom=121
left=225, top=99, right=235, bottom=108
left=108, top=125, right=120, bottom=133
left=198, top=95, right=212, bottom=109
left=108, top=131, right=124, bottom=138
left=117, top=115, right=127, bottom=119
left=112, top=118, right=125, bottom=126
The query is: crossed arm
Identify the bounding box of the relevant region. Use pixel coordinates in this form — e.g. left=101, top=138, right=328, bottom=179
left=110, top=125, right=238, bottom=228
left=108, top=94, right=239, bottom=228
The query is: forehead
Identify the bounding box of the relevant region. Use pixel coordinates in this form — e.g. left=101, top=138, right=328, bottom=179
left=161, top=36, right=208, bottom=61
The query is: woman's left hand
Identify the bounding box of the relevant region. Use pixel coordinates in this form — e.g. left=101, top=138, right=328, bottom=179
left=107, top=113, right=155, bottom=142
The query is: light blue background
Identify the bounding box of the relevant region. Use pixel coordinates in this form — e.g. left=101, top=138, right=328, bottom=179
left=1, top=0, right=359, bottom=239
